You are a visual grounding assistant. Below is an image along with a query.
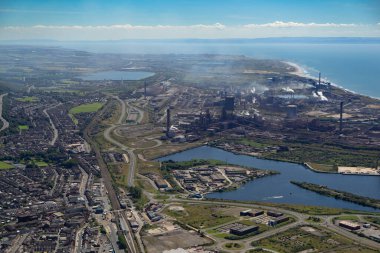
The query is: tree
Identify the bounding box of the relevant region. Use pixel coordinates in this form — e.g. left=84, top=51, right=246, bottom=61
left=128, top=186, right=142, bottom=200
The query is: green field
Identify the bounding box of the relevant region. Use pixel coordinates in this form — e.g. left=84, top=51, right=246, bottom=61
left=33, top=160, right=49, bottom=167
left=251, top=226, right=378, bottom=253
left=306, top=162, right=337, bottom=173
left=16, top=96, right=39, bottom=102
left=364, top=216, right=380, bottom=225
left=69, top=102, right=103, bottom=124
left=0, top=161, right=14, bottom=170
left=223, top=136, right=380, bottom=168
left=18, top=125, right=29, bottom=130
left=69, top=102, right=104, bottom=114
left=334, top=215, right=360, bottom=221
left=164, top=204, right=236, bottom=229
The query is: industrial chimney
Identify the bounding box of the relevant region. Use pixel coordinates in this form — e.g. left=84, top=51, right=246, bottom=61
left=144, top=81, right=147, bottom=98
left=166, top=108, right=171, bottom=137
left=339, top=101, right=343, bottom=133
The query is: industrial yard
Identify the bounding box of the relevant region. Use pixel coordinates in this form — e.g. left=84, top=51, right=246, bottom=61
left=0, top=46, right=380, bottom=253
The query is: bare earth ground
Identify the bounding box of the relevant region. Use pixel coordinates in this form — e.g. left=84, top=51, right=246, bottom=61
left=142, top=229, right=212, bottom=253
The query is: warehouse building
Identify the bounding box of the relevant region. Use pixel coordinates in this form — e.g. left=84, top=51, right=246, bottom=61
left=339, top=220, right=361, bottom=230
left=230, top=225, right=259, bottom=236
left=267, top=211, right=283, bottom=217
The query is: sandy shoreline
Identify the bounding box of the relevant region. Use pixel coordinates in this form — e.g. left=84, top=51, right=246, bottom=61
left=283, top=61, right=380, bottom=100
left=283, top=61, right=313, bottom=79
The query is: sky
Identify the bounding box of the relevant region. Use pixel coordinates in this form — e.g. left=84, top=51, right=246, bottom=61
left=0, top=0, right=380, bottom=40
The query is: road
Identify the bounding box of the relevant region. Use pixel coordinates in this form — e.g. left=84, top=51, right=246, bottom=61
left=104, top=96, right=140, bottom=187
left=0, top=93, right=9, bottom=132
left=168, top=198, right=380, bottom=251
left=43, top=103, right=61, bottom=145
left=104, top=125, right=136, bottom=187
left=322, top=215, right=380, bottom=250
left=6, top=233, right=28, bottom=253
left=74, top=224, right=86, bottom=253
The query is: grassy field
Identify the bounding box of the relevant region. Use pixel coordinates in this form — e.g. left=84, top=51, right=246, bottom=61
left=18, top=125, right=29, bottom=130
left=69, top=102, right=103, bottom=124
left=364, top=216, right=380, bottom=225
left=164, top=204, right=237, bottom=229
left=16, top=96, right=39, bottom=102
left=251, top=226, right=378, bottom=253
left=238, top=138, right=268, bottom=148
left=334, top=215, right=360, bottom=221
left=136, top=178, right=158, bottom=194
left=225, top=137, right=379, bottom=168
left=205, top=198, right=380, bottom=216
left=69, top=102, right=104, bottom=114
left=0, top=161, right=14, bottom=170
left=223, top=242, right=243, bottom=250
left=306, top=162, right=337, bottom=173
left=264, top=142, right=379, bottom=168
left=246, top=249, right=268, bottom=253
left=33, top=160, right=49, bottom=167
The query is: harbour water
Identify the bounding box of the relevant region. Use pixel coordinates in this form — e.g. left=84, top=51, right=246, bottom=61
left=159, top=146, right=380, bottom=212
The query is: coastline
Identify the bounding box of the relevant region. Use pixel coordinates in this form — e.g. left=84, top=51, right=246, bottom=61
left=283, top=61, right=380, bottom=100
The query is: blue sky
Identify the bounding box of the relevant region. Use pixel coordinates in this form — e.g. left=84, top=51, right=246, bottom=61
left=0, top=0, right=379, bottom=40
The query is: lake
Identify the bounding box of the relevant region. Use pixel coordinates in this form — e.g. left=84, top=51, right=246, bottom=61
left=80, top=70, right=154, bottom=81
left=159, top=146, right=380, bottom=212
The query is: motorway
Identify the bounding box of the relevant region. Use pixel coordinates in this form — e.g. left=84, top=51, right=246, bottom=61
left=103, top=96, right=144, bottom=187
left=0, top=93, right=9, bottom=132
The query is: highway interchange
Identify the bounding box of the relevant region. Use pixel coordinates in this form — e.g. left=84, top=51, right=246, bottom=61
left=96, top=95, right=380, bottom=253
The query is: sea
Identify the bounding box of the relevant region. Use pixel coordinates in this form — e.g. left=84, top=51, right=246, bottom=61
left=58, top=41, right=380, bottom=98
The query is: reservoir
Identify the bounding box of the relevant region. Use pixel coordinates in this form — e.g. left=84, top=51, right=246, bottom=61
left=159, top=146, right=380, bottom=212
left=80, top=70, right=154, bottom=81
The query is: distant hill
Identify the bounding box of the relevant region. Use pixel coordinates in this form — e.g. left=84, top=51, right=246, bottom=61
left=1, top=37, right=380, bottom=45
left=178, top=37, right=380, bottom=44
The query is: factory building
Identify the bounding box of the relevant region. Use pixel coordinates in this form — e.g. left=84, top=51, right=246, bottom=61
left=230, top=225, right=259, bottom=236
left=339, top=220, right=361, bottom=230
left=240, top=210, right=252, bottom=216
left=268, top=216, right=289, bottom=226
left=240, top=210, right=264, bottom=217
left=154, top=179, right=169, bottom=189
left=166, top=108, right=171, bottom=137
left=222, top=96, right=235, bottom=120
left=224, top=96, right=235, bottom=111
left=267, top=211, right=283, bottom=217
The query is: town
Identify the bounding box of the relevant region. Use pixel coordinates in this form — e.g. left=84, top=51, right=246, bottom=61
left=0, top=46, right=379, bottom=253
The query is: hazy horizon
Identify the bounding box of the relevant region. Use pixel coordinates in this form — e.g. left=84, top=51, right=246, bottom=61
left=1, top=0, right=380, bottom=40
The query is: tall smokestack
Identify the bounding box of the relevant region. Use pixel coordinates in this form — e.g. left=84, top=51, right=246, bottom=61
left=339, top=101, right=343, bottom=133
left=144, top=81, right=147, bottom=98
left=166, top=108, right=171, bottom=137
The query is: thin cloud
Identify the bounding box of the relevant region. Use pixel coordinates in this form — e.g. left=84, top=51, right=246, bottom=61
left=1, top=21, right=379, bottom=40
left=10, top=23, right=226, bottom=30
left=0, top=8, right=82, bottom=14
left=244, top=21, right=357, bottom=28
